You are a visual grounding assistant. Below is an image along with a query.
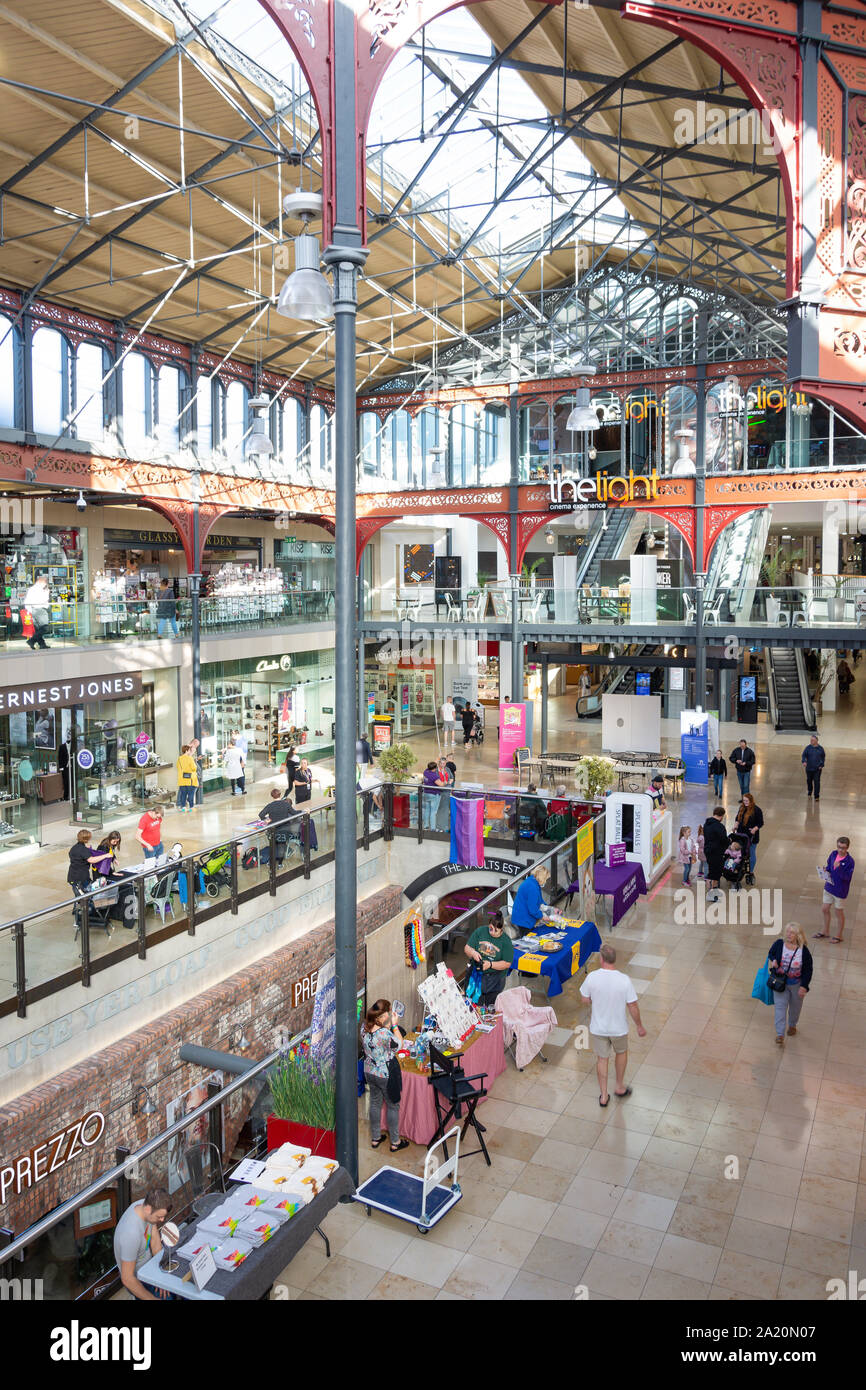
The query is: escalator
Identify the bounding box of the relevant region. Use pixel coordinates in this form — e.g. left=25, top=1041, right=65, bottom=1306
left=575, top=643, right=659, bottom=717
left=765, top=647, right=816, bottom=732
left=705, top=506, right=772, bottom=621
left=577, top=508, right=643, bottom=588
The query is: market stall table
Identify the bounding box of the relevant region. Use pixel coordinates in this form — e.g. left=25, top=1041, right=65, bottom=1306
left=377, top=1016, right=506, bottom=1145
left=592, top=860, right=647, bottom=926
left=136, top=1166, right=354, bottom=1300
left=510, top=918, right=601, bottom=996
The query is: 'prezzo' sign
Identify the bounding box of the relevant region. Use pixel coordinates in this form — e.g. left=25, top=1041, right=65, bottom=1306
left=1, top=1110, right=105, bottom=1203
left=548, top=469, right=661, bottom=511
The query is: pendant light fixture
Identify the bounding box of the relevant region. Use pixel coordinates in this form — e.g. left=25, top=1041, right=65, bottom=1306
left=566, top=361, right=600, bottom=433
left=277, top=191, right=334, bottom=323
left=670, top=427, right=696, bottom=477
left=246, top=393, right=274, bottom=457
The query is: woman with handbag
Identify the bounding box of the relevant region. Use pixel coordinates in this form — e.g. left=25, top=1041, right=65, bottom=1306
left=176, top=744, right=198, bottom=811
left=360, top=999, right=409, bottom=1153
left=767, top=923, right=813, bottom=1045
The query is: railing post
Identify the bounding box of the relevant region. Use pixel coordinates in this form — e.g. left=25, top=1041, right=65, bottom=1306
left=417, top=784, right=424, bottom=844
left=303, top=814, right=311, bottom=879
left=362, top=791, right=370, bottom=851
left=207, top=1079, right=222, bottom=1163
left=186, top=856, right=197, bottom=935
left=230, top=841, right=239, bottom=915
left=80, top=896, right=92, bottom=987
left=115, top=1146, right=131, bottom=1216
left=268, top=828, right=277, bottom=895
left=135, top=877, right=147, bottom=959
left=12, top=921, right=26, bottom=1018
left=0, top=1228, right=14, bottom=1280
left=384, top=782, right=394, bottom=840
left=513, top=794, right=521, bottom=853
left=550, top=847, right=559, bottom=896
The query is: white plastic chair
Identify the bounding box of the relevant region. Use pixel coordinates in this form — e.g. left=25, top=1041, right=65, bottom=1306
left=443, top=592, right=461, bottom=622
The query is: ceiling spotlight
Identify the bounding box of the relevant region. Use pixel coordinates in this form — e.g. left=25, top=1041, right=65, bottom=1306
left=246, top=393, right=274, bottom=457
left=75, top=490, right=87, bottom=512
left=670, top=427, right=696, bottom=477
left=131, top=1085, right=156, bottom=1117
left=588, top=446, right=598, bottom=461
left=277, top=191, right=333, bottom=324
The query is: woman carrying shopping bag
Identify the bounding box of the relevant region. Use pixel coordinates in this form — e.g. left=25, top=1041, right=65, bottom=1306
left=767, top=923, right=813, bottom=1045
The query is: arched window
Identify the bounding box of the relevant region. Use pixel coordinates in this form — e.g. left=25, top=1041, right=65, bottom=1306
left=450, top=403, right=477, bottom=486
left=224, top=380, right=247, bottom=456
left=387, top=409, right=412, bottom=484
left=282, top=395, right=303, bottom=471
left=517, top=397, right=551, bottom=480
left=417, top=407, right=441, bottom=486
left=74, top=342, right=106, bottom=442
left=480, top=404, right=507, bottom=479
left=196, top=375, right=213, bottom=458
left=589, top=392, right=623, bottom=476
left=122, top=351, right=151, bottom=452
left=662, top=298, right=697, bottom=364
left=359, top=410, right=380, bottom=475
left=309, top=403, right=331, bottom=474
left=157, top=364, right=181, bottom=451
left=626, top=387, right=659, bottom=475
left=0, top=316, right=16, bottom=428
left=32, top=327, right=66, bottom=436
left=664, top=385, right=697, bottom=472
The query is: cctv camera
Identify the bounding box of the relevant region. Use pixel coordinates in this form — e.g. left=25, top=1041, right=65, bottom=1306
left=75, top=490, right=87, bottom=512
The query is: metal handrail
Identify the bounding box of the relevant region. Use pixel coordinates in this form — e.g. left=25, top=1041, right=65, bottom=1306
left=0, top=1035, right=293, bottom=1264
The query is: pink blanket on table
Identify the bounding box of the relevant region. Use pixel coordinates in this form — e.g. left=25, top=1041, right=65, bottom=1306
left=379, top=1016, right=506, bottom=1145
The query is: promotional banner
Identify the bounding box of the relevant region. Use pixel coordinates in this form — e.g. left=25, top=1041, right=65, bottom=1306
left=309, top=956, right=336, bottom=1062
left=450, top=797, right=485, bottom=868
left=498, top=701, right=527, bottom=769
left=680, top=709, right=709, bottom=785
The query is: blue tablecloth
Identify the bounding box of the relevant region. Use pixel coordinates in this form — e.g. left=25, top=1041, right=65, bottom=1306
left=510, top=919, right=602, bottom=996
left=593, top=861, right=647, bottom=926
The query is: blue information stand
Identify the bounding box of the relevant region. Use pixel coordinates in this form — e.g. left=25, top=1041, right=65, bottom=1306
left=680, top=710, right=709, bottom=786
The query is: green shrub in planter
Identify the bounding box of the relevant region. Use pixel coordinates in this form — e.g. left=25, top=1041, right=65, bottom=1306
left=377, top=742, right=416, bottom=783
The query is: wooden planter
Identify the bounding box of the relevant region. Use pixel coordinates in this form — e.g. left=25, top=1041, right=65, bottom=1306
left=266, top=1116, right=336, bottom=1159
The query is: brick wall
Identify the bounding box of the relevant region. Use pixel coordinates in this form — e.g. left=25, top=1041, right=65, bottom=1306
left=0, top=884, right=403, bottom=1236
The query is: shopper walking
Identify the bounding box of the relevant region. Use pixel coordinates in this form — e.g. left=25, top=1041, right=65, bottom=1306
left=440, top=696, right=456, bottom=751
left=579, top=943, right=647, bottom=1106
left=361, top=1000, right=409, bottom=1153
left=733, top=792, right=764, bottom=875
left=802, top=734, right=825, bottom=800
left=284, top=744, right=301, bottom=794
left=677, top=825, right=697, bottom=885
left=464, top=908, right=514, bottom=1007
left=814, top=835, right=855, bottom=943
left=155, top=579, right=179, bottom=638
left=176, top=744, right=198, bottom=811
left=23, top=574, right=51, bottom=650
left=223, top=737, right=246, bottom=796
left=837, top=658, right=854, bottom=696
left=768, top=923, right=812, bottom=1044
left=709, top=749, right=727, bottom=799
left=730, top=739, right=755, bottom=795
left=702, top=806, right=728, bottom=903
left=461, top=702, right=476, bottom=748
left=696, top=826, right=707, bottom=879
left=292, top=757, right=315, bottom=804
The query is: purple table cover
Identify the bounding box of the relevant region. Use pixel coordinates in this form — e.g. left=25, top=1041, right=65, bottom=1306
left=593, top=860, right=647, bottom=926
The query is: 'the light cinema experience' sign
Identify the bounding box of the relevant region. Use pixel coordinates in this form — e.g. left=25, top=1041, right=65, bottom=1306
left=548, top=469, right=661, bottom=512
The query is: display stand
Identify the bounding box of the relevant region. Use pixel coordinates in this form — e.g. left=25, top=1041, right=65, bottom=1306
left=605, top=790, right=672, bottom=886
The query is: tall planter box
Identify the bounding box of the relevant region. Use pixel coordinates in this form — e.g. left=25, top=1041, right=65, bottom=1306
left=267, top=1116, right=336, bottom=1159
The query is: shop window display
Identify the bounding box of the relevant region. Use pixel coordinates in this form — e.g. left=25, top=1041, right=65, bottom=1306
left=202, top=563, right=286, bottom=626
left=1, top=527, right=88, bottom=644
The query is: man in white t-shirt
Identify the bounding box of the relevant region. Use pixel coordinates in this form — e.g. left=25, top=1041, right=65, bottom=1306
left=441, top=697, right=456, bottom=751
left=579, top=943, right=646, bottom=1106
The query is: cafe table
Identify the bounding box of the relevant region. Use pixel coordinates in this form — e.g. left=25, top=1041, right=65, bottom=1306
left=375, top=1017, right=506, bottom=1145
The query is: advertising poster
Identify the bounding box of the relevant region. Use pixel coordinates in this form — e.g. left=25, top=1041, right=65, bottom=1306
left=403, top=543, right=434, bottom=584
left=165, top=1073, right=224, bottom=1194
left=498, top=701, right=527, bottom=769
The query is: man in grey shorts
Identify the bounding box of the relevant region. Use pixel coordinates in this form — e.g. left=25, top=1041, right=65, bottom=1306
left=579, top=943, right=647, bottom=1106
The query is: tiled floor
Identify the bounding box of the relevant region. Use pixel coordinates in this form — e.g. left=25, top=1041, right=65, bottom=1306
left=272, top=679, right=866, bottom=1300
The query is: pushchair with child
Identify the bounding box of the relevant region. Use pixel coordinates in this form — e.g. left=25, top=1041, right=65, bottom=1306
left=196, top=845, right=233, bottom=898
left=721, top=830, right=752, bottom=891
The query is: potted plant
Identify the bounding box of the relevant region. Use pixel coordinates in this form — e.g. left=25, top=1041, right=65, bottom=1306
left=761, top=548, right=804, bottom=624
left=267, top=1049, right=336, bottom=1158
left=827, top=575, right=847, bottom=623
left=377, top=741, right=416, bottom=783
left=575, top=755, right=617, bottom=800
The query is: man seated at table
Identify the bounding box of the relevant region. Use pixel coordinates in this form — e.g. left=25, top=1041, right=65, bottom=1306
left=510, top=865, right=550, bottom=932
left=464, top=910, right=514, bottom=1007
left=113, top=1186, right=172, bottom=1301
left=647, top=774, right=666, bottom=810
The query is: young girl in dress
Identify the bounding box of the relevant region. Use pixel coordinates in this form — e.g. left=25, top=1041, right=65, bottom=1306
left=677, top=825, right=696, bottom=885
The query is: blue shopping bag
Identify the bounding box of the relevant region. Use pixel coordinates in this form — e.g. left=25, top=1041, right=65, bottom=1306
left=750, top=961, right=774, bottom=1006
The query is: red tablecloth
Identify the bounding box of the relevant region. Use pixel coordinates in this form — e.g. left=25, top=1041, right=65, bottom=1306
left=378, top=1016, right=506, bottom=1145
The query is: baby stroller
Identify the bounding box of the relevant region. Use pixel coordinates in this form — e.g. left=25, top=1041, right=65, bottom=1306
left=196, top=845, right=233, bottom=898
left=466, top=710, right=484, bottom=745
left=721, top=830, right=752, bottom=892
left=73, top=879, right=116, bottom=939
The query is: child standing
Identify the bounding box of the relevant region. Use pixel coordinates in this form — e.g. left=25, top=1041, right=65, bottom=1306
left=678, top=825, right=696, bottom=885
left=697, top=826, right=707, bottom=879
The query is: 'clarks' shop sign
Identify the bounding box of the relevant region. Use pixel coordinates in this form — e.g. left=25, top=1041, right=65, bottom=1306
left=0, top=672, right=142, bottom=714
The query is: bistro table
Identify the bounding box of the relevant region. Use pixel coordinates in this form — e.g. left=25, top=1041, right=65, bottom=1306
left=510, top=918, right=602, bottom=996
left=137, top=1166, right=354, bottom=1300
left=376, top=1016, right=506, bottom=1145
left=592, top=860, right=647, bottom=927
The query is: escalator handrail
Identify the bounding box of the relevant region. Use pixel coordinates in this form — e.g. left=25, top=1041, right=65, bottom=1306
left=764, top=649, right=781, bottom=731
